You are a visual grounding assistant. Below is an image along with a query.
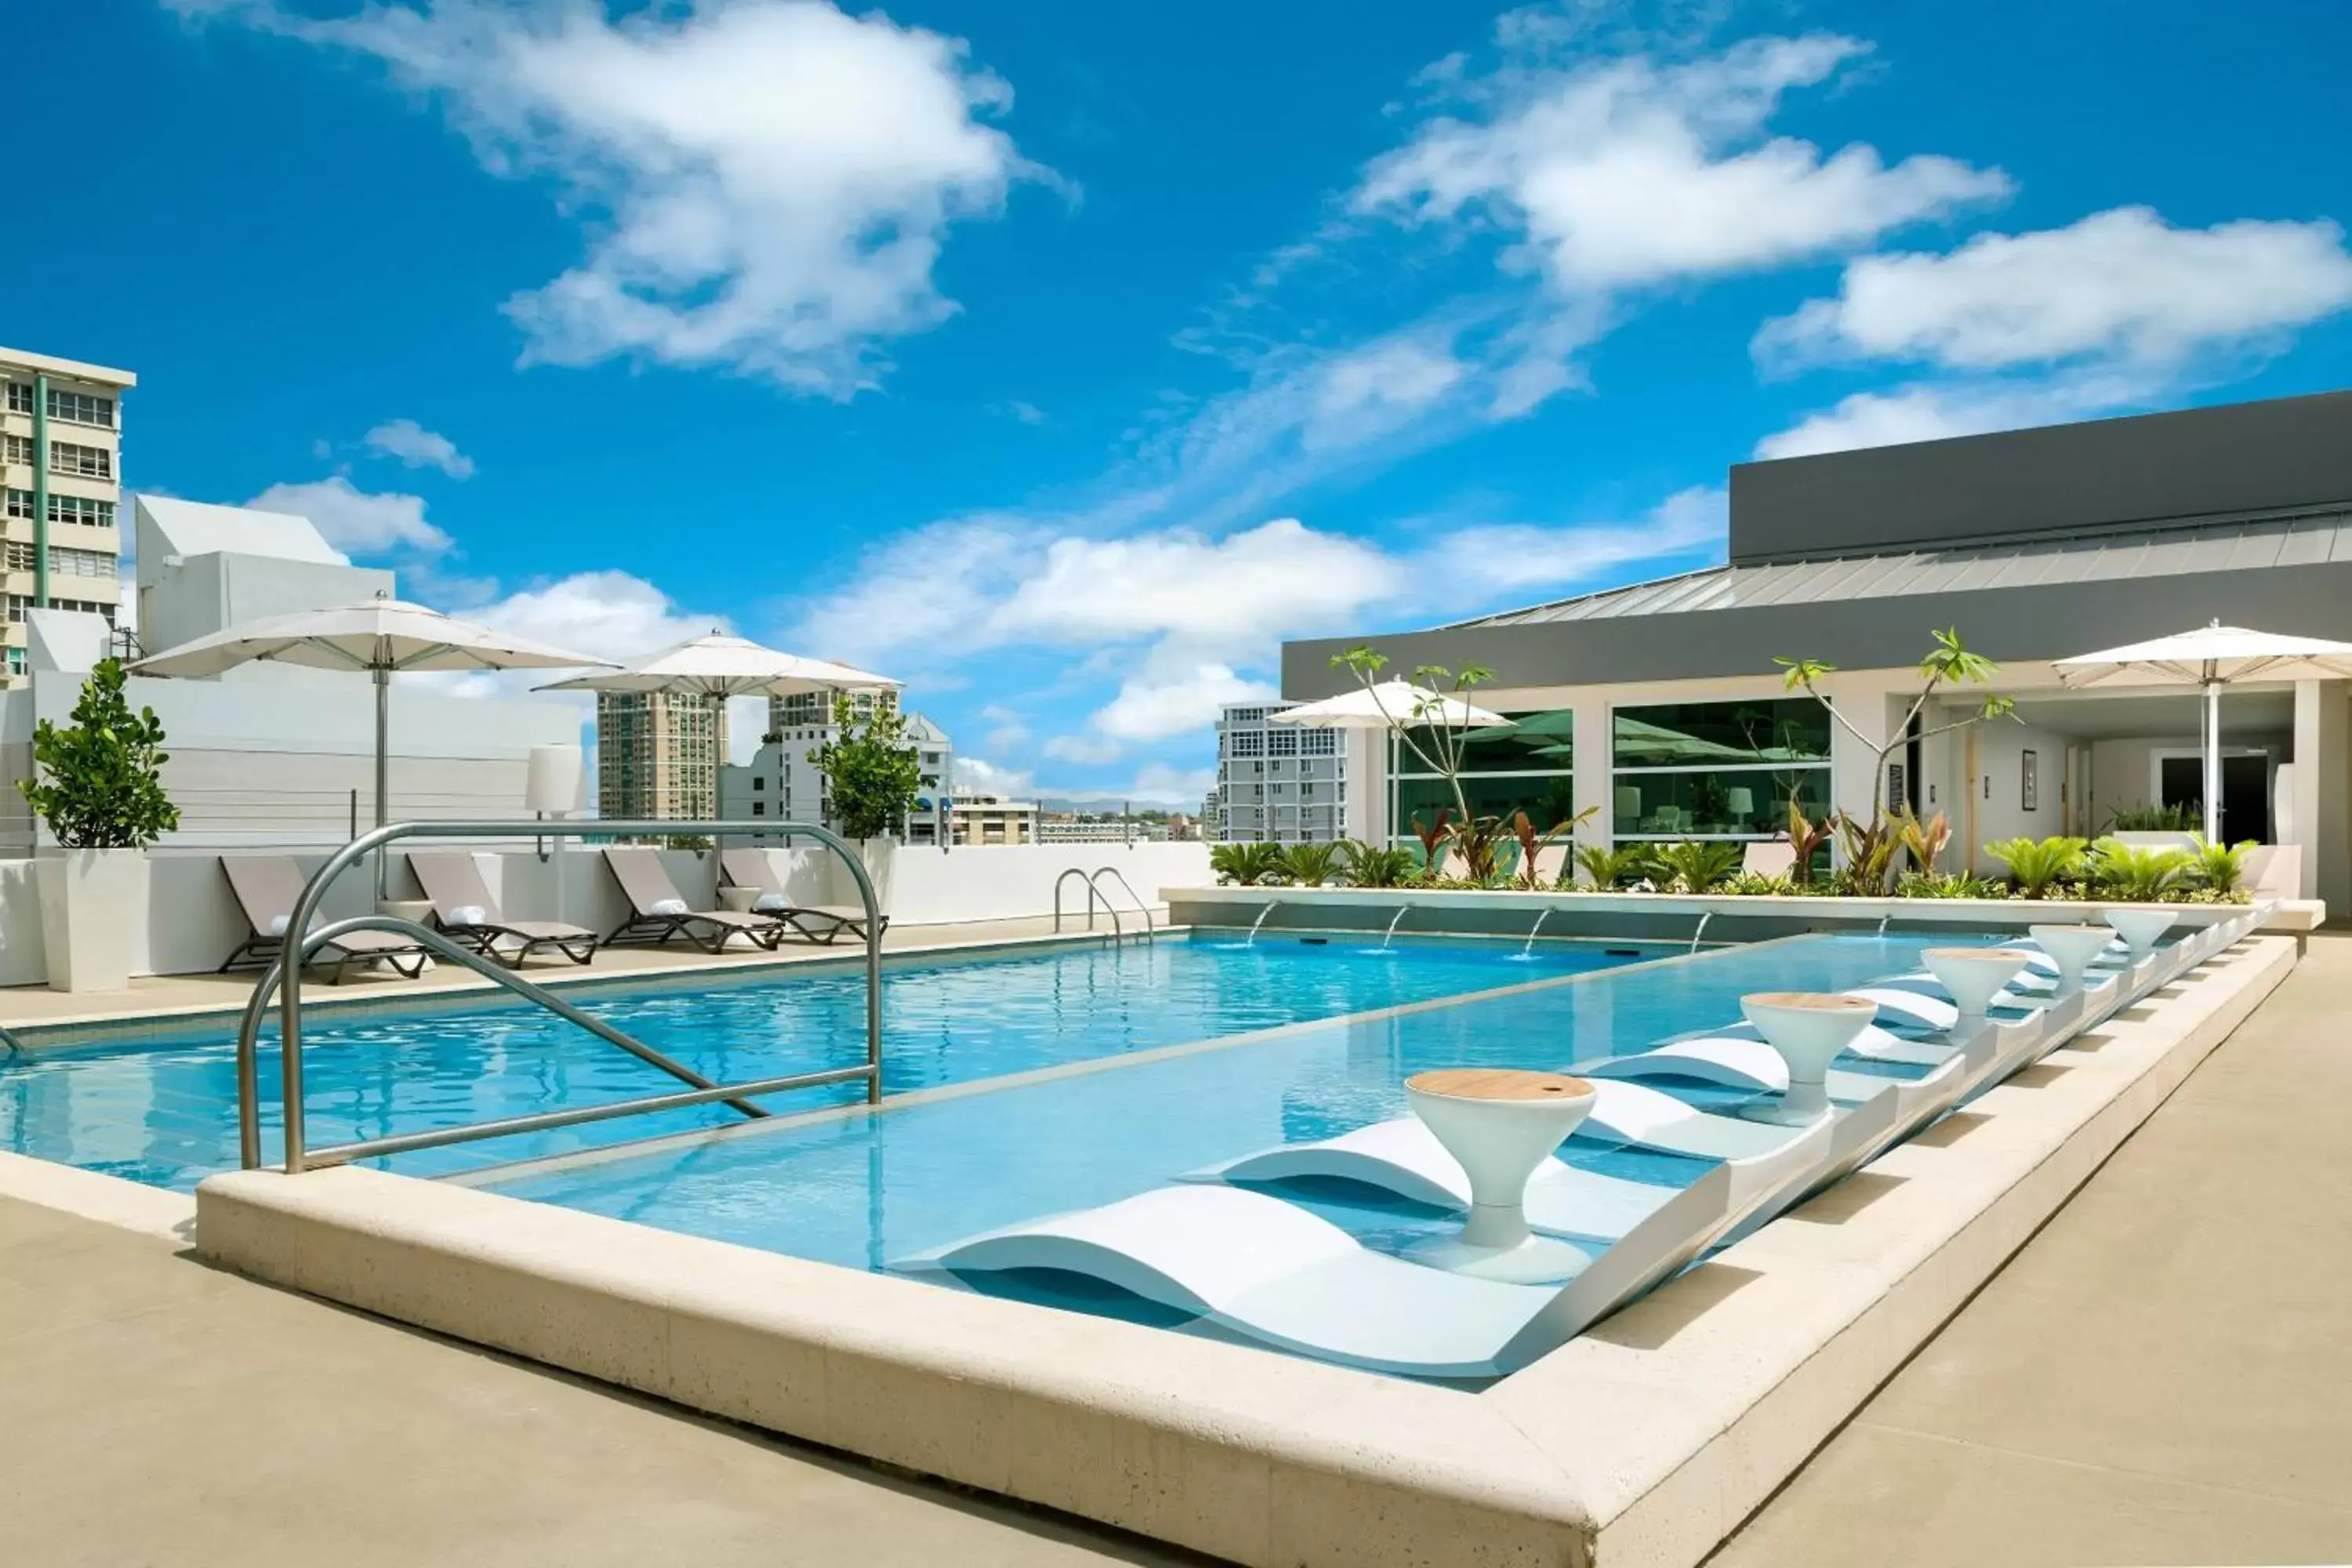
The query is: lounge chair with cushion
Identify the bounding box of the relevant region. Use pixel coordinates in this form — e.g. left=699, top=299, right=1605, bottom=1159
left=717, top=847, right=886, bottom=946
left=218, top=855, right=432, bottom=985
left=408, top=850, right=599, bottom=969
left=601, top=846, right=786, bottom=953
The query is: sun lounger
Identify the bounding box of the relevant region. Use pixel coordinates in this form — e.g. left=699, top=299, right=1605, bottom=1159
left=217, top=855, right=432, bottom=985
left=408, top=850, right=598, bottom=968
left=717, top=847, right=885, bottom=946
left=601, top=846, right=786, bottom=953
left=896, top=1164, right=1736, bottom=1380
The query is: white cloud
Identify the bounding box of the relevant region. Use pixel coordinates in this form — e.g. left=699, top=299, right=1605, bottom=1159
left=247, top=476, right=452, bottom=555
left=1305, top=337, right=1467, bottom=451
left=996, top=400, right=1047, bottom=426
left=1041, top=733, right=1123, bottom=764
left=364, top=418, right=475, bottom=477
left=1751, top=376, right=2150, bottom=460
left=952, top=755, right=1033, bottom=797
left=182, top=0, right=1039, bottom=394
left=1131, top=761, right=1215, bottom=805
left=1756, top=207, right=2352, bottom=372
left=466, top=568, right=724, bottom=658
left=1095, top=663, right=1280, bottom=742
left=1353, top=34, right=2008, bottom=294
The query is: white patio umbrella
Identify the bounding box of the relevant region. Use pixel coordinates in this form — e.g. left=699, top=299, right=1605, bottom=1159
left=1266, top=680, right=1508, bottom=731
left=2054, top=619, right=2352, bottom=840
left=132, top=592, right=614, bottom=840
left=535, top=632, right=899, bottom=824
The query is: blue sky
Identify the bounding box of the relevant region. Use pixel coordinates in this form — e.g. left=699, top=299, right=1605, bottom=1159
left=15, top=1, right=2352, bottom=802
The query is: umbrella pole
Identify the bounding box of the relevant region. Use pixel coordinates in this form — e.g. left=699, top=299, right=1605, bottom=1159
left=375, top=666, right=390, bottom=899
left=2203, top=679, right=2222, bottom=844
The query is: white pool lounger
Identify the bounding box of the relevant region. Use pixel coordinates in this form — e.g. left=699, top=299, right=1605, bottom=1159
left=895, top=1166, right=1736, bottom=1379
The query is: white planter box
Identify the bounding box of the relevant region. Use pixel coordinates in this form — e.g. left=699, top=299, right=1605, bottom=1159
left=34, top=848, right=148, bottom=993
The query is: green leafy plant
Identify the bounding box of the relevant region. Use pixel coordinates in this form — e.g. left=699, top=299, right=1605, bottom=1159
left=1278, top=840, right=1343, bottom=887
left=1330, top=645, right=1495, bottom=829
left=1780, top=629, right=2016, bottom=892
left=1572, top=843, right=1656, bottom=890
left=2189, top=837, right=2259, bottom=895
left=1785, top=802, right=1834, bottom=887
left=1983, top=835, right=2089, bottom=898
left=1209, top=841, right=1287, bottom=885
left=2105, top=800, right=2198, bottom=833
left=1650, top=839, right=1741, bottom=894
left=2088, top=837, right=2194, bottom=902
left=1898, top=809, right=1952, bottom=873
left=1337, top=838, right=1418, bottom=888
left=19, top=658, right=179, bottom=849
left=1896, top=871, right=2005, bottom=899
left=810, top=693, right=923, bottom=841
left=1507, top=808, right=1588, bottom=891
left=1725, top=871, right=1798, bottom=897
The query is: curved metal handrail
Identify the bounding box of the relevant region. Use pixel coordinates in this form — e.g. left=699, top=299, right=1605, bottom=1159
left=241, top=817, right=882, bottom=1175
left=1051, top=866, right=1126, bottom=945
left=1087, top=866, right=1156, bottom=945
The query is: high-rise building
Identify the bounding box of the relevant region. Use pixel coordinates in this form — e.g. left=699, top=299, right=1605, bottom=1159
left=0, top=346, right=135, bottom=683
left=718, top=690, right=953, bottom=841
left=1211, top=703, right=1348, bottom=843
left=597, top=691, right=725, bottom=820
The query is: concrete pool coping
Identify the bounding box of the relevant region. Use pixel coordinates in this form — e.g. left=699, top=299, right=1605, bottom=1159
left=190, top=930, right=2293, bottom=1567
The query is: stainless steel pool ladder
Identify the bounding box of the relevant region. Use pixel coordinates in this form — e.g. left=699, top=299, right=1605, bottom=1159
left=234, top=818, right=884, bottom=1176
left=1051, top=866, right=1157, bottom=946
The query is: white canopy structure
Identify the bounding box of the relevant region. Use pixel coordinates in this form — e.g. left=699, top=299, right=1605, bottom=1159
left=132, top=592, right=612, bottom=835
left=534, top=632, right=897, bottom=702
left=1266, top=681, right=1507, bottom=731
left=2054, top=620, right=2352, bottom=840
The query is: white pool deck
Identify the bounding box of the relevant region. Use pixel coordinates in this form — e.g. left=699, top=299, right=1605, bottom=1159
left=2, top=920, right=2341, bottom=1566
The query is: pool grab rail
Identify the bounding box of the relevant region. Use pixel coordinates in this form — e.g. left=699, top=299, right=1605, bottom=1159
left=1052, top=866, right=1157, bottom=946
left=235, top=817, right=883, bottom=1175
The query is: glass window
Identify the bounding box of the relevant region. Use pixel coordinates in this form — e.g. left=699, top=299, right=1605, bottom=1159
left=1612, top=699, right=1828, bottom=768
left=4, top=383, right=31, bottom=415
left=45, top=390, right=114, bottom=428
left=2, top=434, right=33, bottom=466
left=1396, top=707, right=1575, bottom=775
left=1395, top=774, right=1582, bottom=836
left=1266, top=725, right=1298, bottom=757
left=1229, top=729, right=1264, bottom=758
left=3, top=490, right=32, bottom=521
left=1610, top=769, right=1829, bottom=838
left=49, top=441, right=111, bottom=480
left=46, top=495, right=114, bottom=528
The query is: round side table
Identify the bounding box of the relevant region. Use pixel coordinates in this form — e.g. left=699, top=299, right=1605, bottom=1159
left=1740, top=993, right=1875, bottom=1123
left=717, top=886, right=766, bottom=913
left=1922, top=948, right=2031, bottom=1018
left=1402, top=1068, right=1595, bottom=1283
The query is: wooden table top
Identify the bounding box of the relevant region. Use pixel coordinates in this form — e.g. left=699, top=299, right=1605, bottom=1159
left=1406, top=1068, right=1592, bottom=1102
left=1744, top=991, right=1875, bottom=1011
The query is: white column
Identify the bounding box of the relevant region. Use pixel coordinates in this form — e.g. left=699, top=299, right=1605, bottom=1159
left=2292, top=679, right=2348, bottom=909
left=1344, top=727, right=1385, bottom=845
left=1572, top=693, right=1612, bottom=867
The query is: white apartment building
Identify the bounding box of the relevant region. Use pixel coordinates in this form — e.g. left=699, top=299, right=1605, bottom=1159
left=719, top=698, right=953, bottom=843
left=1212, top=702, right=1348, bottom=844
left=950, top=793, right=1037, bottom=846
left=1, top=346, right=134, bottom=682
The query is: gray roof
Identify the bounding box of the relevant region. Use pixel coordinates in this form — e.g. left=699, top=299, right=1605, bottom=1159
left=1446, top=506, right=2352, bottom=630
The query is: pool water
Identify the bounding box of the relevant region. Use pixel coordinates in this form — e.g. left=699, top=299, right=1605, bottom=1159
left=485, top=933, right=1951, bottom=1276
left=0, top=932, right=1646, bottom=1190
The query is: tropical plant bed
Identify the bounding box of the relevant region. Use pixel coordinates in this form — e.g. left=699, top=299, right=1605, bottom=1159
left=1167, top=881, right=2310, bottom=935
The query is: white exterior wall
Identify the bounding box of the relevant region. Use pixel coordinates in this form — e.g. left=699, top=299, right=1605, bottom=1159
left=2292, top=680, right=2349, bottom=906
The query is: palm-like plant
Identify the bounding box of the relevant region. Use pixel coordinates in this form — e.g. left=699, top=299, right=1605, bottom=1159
left=1650, top=839, right=1741, bottom=894
left=1983, top=835, right=2088, bottom=898
left=1278, top=840, right=1343, bottom=887
left=1208, top=841, right=1286, bottom=886
left=1572, top=843, right=1655, bottom=890
left=2189, top=837, right=2259, bottom=895
left=2088, top=837, right=2194, bottom=903
left=1785, top=801, right=1833, bottom=887
left=1337, top=838, right=1418, bottom=888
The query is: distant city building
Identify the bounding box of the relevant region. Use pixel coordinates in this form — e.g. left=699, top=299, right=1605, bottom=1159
left=1, top=345, right=136, bottom=683
left=598, top=691, right=724, bottom=821
left=718, top=694, right=952, bottom=841
left=1165, top=812, right=1200, bottom=841
left=951, top=793, right=1036, bottom=845
left=1035, top=814, right=1165, bottom=844
left=1212, top=703, right=1347, bottom=843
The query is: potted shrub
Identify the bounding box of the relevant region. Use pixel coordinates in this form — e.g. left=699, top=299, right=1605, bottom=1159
left=19, top=658, right=180, bottom=992
left=811, top=693, right=924, bottom=914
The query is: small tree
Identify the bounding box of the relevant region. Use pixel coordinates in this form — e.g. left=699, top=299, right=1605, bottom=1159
left=1330, top=645, right=1495, bottom=828
left=20, top=658, right=180, bottom=849
left=811, top=693, right=922, bottom=842
left=1777, top=629, right=2014, bottom=891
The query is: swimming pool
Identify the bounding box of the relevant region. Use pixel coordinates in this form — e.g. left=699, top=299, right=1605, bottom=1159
left=481, top=933, right=1950, bottom=1283
left=0, top=931, right=1647, bottom=1189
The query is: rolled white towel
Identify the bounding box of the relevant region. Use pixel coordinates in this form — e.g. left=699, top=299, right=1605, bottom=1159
left=752, top=891, right=789, bottom=913
left=448, top=905, right=488, bottom=926
left=648, top=897, right=689, bottom=916
left=266, top=913, right=292, bottom=938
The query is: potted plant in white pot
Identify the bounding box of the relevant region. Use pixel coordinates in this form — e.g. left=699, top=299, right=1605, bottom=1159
left=20, top=657, right=180, bottom=992
left=812, top=692, right=923, bottom=918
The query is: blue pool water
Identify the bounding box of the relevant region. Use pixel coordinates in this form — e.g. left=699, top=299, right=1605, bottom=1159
left=0, top=933, right=1646, bottom=1190
left=485, top=933, right=1949, bottom=1276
